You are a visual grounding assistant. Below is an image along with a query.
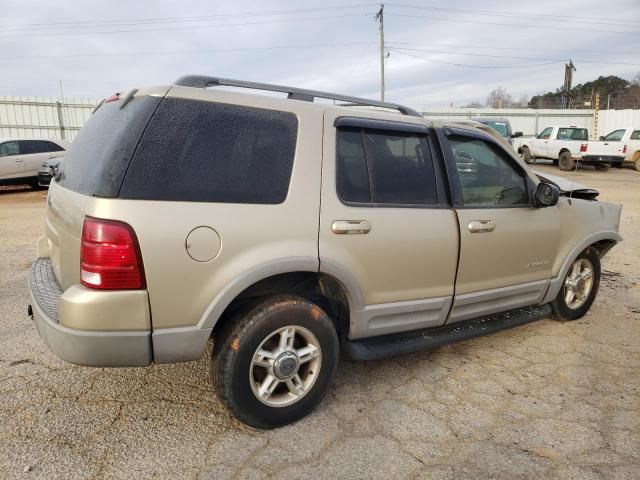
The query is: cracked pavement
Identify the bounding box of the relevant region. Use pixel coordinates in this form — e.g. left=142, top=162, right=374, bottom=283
left=1, top=164, right=639, bottom=479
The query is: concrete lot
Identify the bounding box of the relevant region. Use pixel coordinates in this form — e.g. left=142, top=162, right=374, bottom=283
left=1, top=164, right=639, bottom=479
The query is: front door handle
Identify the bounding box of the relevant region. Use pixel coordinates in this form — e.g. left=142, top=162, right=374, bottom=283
left=332, top=220, right=371, bottom=234
left=468, top=220, right=495, bottom=233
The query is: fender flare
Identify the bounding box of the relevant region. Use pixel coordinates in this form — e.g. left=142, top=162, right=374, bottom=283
left=542, top=230, right=622, bottom=303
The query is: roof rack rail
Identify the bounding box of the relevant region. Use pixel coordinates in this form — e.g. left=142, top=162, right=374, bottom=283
left=174, top=75, right=421, bottom=117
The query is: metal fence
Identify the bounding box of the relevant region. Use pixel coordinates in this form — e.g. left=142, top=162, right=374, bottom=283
left=0, top=96, right=98, bottom=142
left=420, top=108, right=640, bottom=138
left=1, top=96, right=638, bottom=142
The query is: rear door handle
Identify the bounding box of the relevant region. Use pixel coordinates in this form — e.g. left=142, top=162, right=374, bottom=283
left=332, top=220, right=371, bottom=234
left=468, top=220, right=495, bottom=233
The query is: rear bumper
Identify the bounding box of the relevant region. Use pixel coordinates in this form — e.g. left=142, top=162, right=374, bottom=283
left=28, top=258, right=152, bottom=367
left=581, top=155, right=625, bottom=164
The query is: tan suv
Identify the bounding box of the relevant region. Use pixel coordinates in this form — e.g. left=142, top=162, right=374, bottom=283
left=28, top=76, right=622, bottom=428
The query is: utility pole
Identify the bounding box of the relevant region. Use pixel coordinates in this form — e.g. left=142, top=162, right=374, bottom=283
left=376, top=4, right=385, bottom=101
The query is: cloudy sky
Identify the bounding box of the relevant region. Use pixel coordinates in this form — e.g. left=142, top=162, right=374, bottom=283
left=2, top=0, right=639, bottom=108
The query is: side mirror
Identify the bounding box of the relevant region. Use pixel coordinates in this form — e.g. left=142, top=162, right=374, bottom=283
left=599, top=136, right=605, bottom=141
left=512, top=131, right=523, bottom=138
left=534, top=182, right=559, bottom=208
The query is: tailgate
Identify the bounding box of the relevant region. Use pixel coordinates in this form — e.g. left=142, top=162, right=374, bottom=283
left=44, top=183, right=91, bottom=290
left=585, top=141, right=625, bottom=156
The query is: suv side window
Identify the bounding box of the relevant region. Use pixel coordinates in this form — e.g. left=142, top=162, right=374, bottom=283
left=20, top=140, right=49, bottom=155
left=120, top=98, right=298, bottom=204
left=336, top=127, right=438, bottom=206
left=449, top=135, right=529, bottom=207
left=0, top=141, right=20, bottom=157
left=46, top=141, right=65, bottom=152
left=537, top=127, right=552, bottom=139
left=631, top=130, right=640, bottom=140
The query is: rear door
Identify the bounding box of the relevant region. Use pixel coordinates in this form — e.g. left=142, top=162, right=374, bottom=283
left=319, top=114, right=459, bottom=339
left=442, top=128, right=561, bottom=323
left=19, top=140, right=53, bottom=176
left=0, top=141, right=24, bottom=179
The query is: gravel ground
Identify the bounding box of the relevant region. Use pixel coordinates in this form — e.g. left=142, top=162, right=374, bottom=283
left=1, top=164, right=639, bottom=479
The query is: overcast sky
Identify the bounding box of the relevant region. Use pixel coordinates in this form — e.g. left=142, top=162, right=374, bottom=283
left=2, top=0, right=639, bottom=108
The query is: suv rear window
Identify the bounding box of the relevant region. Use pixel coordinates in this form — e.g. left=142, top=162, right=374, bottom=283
left=119, top=98, right=298, bottom=204
left=56, top=96, right=161, bottom=197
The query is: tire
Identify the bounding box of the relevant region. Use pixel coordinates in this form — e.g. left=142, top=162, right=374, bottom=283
left=558, top=151, right=575, bottom=171
left=521, top=147, right=532, bottom=164
left=551, top=247, right=601, bottom=321
left=211, top=295, right=339, bottom=429
left=634, top=154, right=640, bottom=172
left=594, top=163, right=610, bottom=171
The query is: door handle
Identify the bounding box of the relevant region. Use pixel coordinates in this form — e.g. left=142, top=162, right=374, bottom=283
left=468, top=220, right=495, bottom=233
left=332, top=220, right=371, bottom=234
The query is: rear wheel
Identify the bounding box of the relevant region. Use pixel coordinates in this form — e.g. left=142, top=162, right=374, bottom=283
left=551, top=248, right=600, bottom=321
left=211, top=295, right=339, bottom=429
left=594, top=163, right=610, bottom=171
left=521, top=147, right=533, bottom=164
left=558, top=151, right=575, bottom=171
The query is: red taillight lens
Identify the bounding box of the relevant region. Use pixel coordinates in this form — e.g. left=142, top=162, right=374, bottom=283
left=580, top=143, right=588, bottom=153
left=623, top=145, right=627, bottom=154
left=80, top=216, right=145, bottom=290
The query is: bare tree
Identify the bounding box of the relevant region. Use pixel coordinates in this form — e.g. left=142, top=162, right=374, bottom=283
left=486, top=87, right=513, bottom=108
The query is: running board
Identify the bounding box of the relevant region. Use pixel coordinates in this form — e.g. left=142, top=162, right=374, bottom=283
left=343, top=304, right=552, bottom=361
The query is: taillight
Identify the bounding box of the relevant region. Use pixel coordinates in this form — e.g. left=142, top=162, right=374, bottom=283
left=580, top=143, right=588, bottom=153
left=80, top=216, right=145, bottom=290
left=623, top=145, right=627, bottom=154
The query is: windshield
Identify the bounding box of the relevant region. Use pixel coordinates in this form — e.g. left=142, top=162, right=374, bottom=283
left=479, top=120, right=509, bottom=138
left=557, top=128, right=588, bottom=141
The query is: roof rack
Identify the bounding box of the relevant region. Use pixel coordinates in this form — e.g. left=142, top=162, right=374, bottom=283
left=174, top=75, right=421, bottom=117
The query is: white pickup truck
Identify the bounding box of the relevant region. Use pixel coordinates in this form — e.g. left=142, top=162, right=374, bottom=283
left=517, top=125, right=626, bottom=171
left=597, top=127, right=640, bottom=171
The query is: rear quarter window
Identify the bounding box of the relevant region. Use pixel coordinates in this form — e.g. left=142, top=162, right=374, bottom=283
left=119, top=98, right=298, bottom=204
left=56, top=96, right=161, bottom=197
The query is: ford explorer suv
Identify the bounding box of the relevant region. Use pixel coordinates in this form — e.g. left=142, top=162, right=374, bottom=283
left=0, top=138, right=66, bottom=187
left=28, top=76, right=622, bottom=428
left=518, top=125, right=625, bottom=171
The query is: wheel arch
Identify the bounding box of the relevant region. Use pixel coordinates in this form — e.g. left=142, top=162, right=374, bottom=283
left=542, top=231, right=622, bottom=304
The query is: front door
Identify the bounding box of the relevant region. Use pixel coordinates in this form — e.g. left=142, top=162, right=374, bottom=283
left=443, top=130, right=561, bottom=323
left=319, top=114, right=459, bottom=339
left=530, top=127, right=552, bottom=158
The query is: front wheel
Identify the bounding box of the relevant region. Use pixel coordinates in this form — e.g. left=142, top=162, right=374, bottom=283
left=211, top=296, right=339, bottom=429
left=521, top=147, right=533, bottom=164
left=551, top=248, right=601, bottom=321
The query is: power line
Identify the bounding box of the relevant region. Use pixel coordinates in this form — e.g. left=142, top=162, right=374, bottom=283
left=0, top=13, right=373, bottom=39
left=0, top=42, right=376, bottom=60
left=385, top=3, right=640, bottom=27
left=390, top=48, right=562, bottom=69
left=388, top=46, right=640, bottom=67
left=387, top=12, right=639, bottom=35
left=0, top=5, right=374, bottom=31
left=388, top=41, right=637, bottom=57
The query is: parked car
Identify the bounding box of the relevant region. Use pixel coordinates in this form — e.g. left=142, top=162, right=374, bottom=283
left=517, top=126, right=625, bottom=171
left=0, top=138, right=66, bottom=188
left=597, top=127, right=640, bottom=171
left=37, top=156, right=63, bottom=187
left=471, top=117, right=522, bottom=145
left=29, top=77, right=622, bottom=428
